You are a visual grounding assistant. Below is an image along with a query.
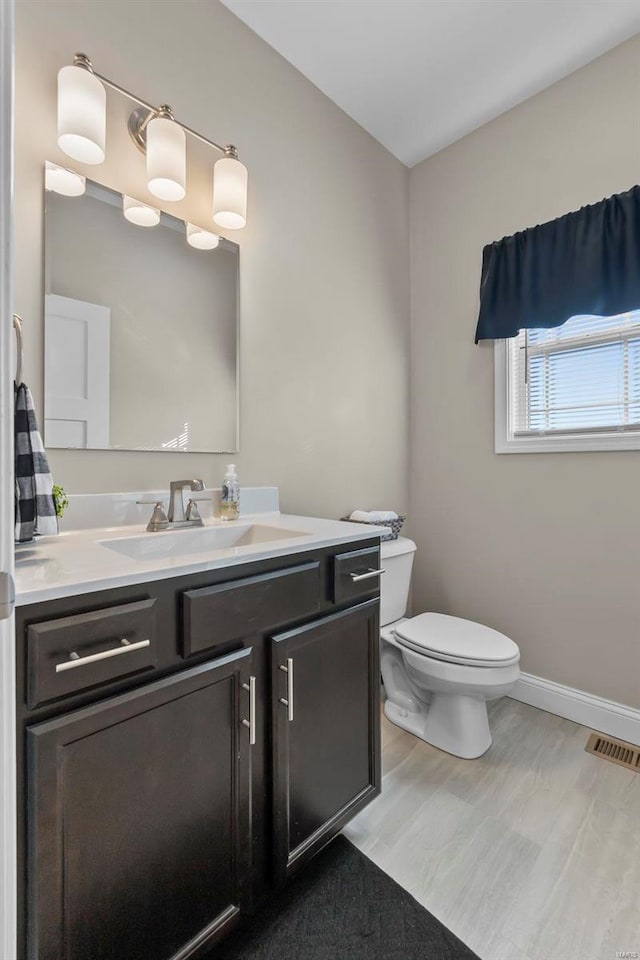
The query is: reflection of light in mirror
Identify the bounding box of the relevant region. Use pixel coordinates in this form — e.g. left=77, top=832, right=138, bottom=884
left=186, top=222, right=220, bottom=250
left=162, top=422, right=191, bottom=451
left=123, top=195, right=160, bottom=227
left=45, top=161, right=86, bottom=197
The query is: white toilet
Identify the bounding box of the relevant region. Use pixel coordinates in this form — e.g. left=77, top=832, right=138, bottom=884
left=379, top=537, right=520, bottom=759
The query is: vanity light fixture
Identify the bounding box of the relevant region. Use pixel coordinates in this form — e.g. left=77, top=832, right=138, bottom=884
left=57, top=55, right=106, bottom=164
left=186, top=223, right=220, bottom=250
left=57, top=54, right=248, bottom=227
left=213, top=146, right=248, bottom=229
left=44, top=160, right=86, bottom=197
left=123, top=195, right=161, bottom=227
left=145, top=107, right=186, bottom=202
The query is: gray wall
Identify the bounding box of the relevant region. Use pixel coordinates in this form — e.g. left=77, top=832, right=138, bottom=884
left=15, top=0, right=410, bottom=518
left=409, top=35, right=640, bottom=708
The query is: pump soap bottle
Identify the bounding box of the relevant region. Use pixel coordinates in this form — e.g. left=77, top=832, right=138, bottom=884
left=220, top=464, right=240, bottom=521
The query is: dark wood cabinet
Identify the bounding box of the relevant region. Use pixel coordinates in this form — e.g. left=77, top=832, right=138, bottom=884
left=27, top=649, right=253, bottom=960
left=16, top=539, right=382, bottom=960
left=271, top=600, right=381, bottom=881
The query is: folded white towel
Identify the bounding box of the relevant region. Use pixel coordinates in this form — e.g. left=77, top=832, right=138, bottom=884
left=349, top=509, right=398, bottom=523
left=368, top=510, right=399, bottom=523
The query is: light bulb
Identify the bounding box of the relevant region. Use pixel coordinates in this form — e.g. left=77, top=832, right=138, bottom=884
left=186, top=223, right=220, bottom=250
left=45, top=161, right=86, bottom=197
left=123, top=195, right=160, bottom=227
left=57, top=60, right=106, bottom=165
left=213, top=149, right=247, bottom=229
left=146, top=113, right=186, bottom=202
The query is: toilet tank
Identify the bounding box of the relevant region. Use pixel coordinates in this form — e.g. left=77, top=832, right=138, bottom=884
left=379, top=536, right=417, bottom=626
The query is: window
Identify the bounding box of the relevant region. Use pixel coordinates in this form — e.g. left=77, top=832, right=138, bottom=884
left=495, top=310, right=640, bottom=452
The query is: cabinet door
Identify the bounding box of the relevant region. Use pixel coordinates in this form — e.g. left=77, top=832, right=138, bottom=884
left=271, top=600, right=381, bottom=881
left=27, top=649, right=254, bottom=960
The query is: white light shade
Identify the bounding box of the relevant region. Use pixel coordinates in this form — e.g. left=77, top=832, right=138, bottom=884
left=186, top=223, right=220, bottom=250
left=45, top=161, right=86, bottom=197
left=213, top=156, right=248, bottom=229
left=123, top=195, right=160, bottom=227
left=146, top=116, right=186, bottom=201
left=57, top=64, right=106, bottom=164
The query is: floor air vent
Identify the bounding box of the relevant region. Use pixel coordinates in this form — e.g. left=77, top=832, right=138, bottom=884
left=585, top=732, right=640, bottom=773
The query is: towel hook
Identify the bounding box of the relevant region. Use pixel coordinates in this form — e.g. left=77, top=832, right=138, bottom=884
left=12, top=314, right=23, bottom=386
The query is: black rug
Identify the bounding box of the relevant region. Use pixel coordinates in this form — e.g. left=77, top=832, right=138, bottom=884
left=209, top=836, right=479, bottom=959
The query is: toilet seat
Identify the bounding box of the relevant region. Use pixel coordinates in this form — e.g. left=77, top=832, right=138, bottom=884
left=393, top=613, right=520, bottom=667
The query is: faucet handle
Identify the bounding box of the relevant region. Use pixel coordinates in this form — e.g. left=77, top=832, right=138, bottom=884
left=185, top=499, right=203, bottom=523
left=145, top=501, right=169, bottom=532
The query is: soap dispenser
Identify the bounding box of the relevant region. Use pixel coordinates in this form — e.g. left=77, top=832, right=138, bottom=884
left=220, top=464, right=240, bottom=521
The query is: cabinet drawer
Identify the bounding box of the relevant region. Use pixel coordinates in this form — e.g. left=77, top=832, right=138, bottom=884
left=333, top=546, right=383, bottom=605
left=27, top=599, right=157, bottom=708
left=183, top=562, right=321, bottom=657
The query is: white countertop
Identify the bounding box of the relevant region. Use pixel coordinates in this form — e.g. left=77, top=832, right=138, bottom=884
left=15, top=512, right=388, bottom=606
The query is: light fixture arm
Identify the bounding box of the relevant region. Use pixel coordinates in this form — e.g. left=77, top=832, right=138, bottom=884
left=72, top=53, right=235, bottom=159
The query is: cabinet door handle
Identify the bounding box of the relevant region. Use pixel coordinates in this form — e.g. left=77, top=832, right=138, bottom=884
left=55, top=638, right=151, bottom=673
left=349, top=567, right=385, bottom=582
left=241, top=675, right=256, bottom=745
left=279, top=657, right=294, bottom=722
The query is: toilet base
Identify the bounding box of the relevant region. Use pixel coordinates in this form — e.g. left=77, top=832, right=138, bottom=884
left=384, top=693, right=492, bottom=760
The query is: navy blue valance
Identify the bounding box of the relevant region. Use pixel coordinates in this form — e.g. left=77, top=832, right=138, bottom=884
left=475, top=185, right=640, bottom=342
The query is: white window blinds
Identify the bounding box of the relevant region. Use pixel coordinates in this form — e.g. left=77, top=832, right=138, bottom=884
left=509, top=310, right=640, bottom=437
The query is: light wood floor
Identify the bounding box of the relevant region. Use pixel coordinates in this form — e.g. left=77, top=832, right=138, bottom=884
left=344, top=698, right=640, bottom=960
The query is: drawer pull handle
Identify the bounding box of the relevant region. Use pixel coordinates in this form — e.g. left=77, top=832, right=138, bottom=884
left=349, top=567, right=386, bottom=582
left=241, top=675, right=257, bottom=745
left=279, top=657, right=294, bottom=722
left=55, top=638, right=151, bottom=673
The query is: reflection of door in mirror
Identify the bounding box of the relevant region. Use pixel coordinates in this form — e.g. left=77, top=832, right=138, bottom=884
left=44, top=294, right=110, bottom=449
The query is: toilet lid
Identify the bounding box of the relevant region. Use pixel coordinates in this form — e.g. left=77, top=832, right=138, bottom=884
left=394, top=613, right=520, bottom=667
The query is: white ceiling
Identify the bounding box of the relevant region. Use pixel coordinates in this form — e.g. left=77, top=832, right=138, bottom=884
left=221, top=0, right=640, bottom=167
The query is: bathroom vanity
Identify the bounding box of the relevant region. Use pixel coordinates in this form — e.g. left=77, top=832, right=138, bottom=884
left=11, top=153, right=386, bottom=959
left=14, top=504, right=384, bottom=960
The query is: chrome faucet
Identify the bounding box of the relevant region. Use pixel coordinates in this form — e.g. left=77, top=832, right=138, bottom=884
left=168, top=478, right=205, bottom=523
left=138, top=479, right=207, bottom=532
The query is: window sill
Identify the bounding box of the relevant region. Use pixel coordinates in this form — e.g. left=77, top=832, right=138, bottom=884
left=496, top=433, right=640, bottom=454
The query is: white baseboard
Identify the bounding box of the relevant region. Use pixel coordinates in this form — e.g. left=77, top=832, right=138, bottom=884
left=509, top=673, right=640, bottom=746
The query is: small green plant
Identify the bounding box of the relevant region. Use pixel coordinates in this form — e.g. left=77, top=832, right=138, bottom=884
left=53, top=484, right=69, bottom=519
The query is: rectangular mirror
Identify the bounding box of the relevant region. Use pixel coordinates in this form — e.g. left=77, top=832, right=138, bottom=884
left=44, top=179, right=239, bottom=452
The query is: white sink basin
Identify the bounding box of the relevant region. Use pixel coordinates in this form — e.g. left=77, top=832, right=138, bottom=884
left=99, top=523, right=310, bottom=561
